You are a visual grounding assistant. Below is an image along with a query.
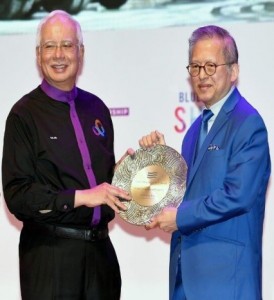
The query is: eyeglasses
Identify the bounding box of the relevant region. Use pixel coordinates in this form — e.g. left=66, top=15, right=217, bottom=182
left=40, top=41, right=80, bottom=53
left=186, top=62, right=234, bottom=77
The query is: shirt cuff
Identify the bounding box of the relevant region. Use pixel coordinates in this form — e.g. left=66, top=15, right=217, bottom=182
left=56, top=189, right=75, bottom=212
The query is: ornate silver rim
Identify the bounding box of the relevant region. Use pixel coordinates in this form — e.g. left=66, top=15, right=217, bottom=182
left=112, top=145, right=187, bottom=225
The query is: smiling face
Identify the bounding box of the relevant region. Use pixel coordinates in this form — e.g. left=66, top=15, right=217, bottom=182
left=36, top=15, right=84, bottom=91
left=190, top=37, right=239, bottom=107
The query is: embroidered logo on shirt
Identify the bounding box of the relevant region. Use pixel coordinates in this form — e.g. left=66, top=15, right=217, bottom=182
left=92, top=119, right=105, bottom=137
left=50, top=136, right=58, bottom=140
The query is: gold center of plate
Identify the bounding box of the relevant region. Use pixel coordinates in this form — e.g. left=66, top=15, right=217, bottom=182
left=130, top=165, right=170, bottom=207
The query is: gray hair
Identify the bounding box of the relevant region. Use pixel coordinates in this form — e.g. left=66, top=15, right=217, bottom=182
left=36, top=10, right=83, bottom=46
left=188, top=25, right=238, bottom=64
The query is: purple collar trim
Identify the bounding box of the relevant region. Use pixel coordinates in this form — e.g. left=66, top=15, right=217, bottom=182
left=41, top=79, right=78, bottom=103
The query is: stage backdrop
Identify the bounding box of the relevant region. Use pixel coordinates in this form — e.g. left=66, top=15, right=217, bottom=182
left=0, top=6, right=274, bottom=300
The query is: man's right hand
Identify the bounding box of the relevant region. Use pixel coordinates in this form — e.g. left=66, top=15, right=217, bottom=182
left=74, top=183, right=131, bottom=213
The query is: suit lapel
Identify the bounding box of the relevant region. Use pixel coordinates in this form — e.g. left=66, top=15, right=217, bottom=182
left=189, top=119, right=202, bottom=168
left=186, top=88, right=241, bottom=189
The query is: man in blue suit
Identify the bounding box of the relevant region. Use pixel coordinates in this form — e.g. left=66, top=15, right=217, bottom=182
left=140, top=25, right=271, bottom=299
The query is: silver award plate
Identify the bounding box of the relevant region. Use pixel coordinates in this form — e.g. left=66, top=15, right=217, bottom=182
left=112, top=145, right=187, bottom=225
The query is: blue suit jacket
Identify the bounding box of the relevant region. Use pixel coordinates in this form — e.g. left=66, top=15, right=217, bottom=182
left=170, top=88, right=271, bottom=300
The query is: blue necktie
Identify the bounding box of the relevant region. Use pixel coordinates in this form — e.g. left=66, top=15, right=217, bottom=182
left=198, top=109, right=214, bottom=150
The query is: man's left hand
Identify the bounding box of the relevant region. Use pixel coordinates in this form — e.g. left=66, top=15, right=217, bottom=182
left=145, top=207, right=178, bottom=233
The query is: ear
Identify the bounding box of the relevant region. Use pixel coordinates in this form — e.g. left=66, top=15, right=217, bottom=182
left=77, top=45, right=85, bottom=76
left=79, top=44, right=84, bottom=64
left=230, top=63, right=239, bottom=83
left=36, top=46, right=41, bottom=67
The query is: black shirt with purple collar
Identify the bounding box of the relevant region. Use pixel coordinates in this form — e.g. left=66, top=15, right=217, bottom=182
left=2, top=80, right=115, bottom=229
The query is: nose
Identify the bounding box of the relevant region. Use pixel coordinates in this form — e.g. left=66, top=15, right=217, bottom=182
left=54, top=45, right=65, bottom=58
left=199, top=66, right=208, bottom=79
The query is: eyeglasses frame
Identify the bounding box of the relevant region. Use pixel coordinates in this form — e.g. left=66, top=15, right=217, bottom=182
left=186, top=61, right=235, bottom=77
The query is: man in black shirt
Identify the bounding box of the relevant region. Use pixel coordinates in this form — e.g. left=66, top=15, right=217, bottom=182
left=2, top=10, right=131, bottom=300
